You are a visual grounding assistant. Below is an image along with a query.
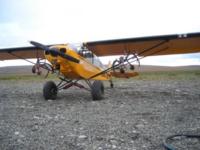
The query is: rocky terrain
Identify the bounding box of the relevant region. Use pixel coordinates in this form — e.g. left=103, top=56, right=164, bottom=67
left=0, top=70, right=200, bottom=150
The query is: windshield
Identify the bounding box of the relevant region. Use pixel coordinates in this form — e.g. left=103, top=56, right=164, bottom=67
left=76, top=45, right=105, bottom=69
left=68, top=44, right=78, bottom=52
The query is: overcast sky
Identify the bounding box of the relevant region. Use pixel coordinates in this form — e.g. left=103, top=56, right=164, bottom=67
left=0, top=0, right=200, bottom=66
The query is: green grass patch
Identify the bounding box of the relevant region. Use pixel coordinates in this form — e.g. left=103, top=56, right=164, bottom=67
left=0, top=70, right=199, bottom=81
left=110, top=70, right=200, bottom=82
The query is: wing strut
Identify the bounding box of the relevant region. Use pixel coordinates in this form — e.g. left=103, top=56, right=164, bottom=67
left=138, top=40, right=169, bottom=56
left=7, top=51, right=36, bottom=65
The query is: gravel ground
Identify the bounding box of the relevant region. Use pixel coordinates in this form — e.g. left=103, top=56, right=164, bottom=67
left=0, top=78, right=200, bottom=150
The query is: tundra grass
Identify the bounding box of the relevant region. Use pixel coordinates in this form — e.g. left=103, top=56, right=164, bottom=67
left=0, top=74, right=57, bottom=81
left=0, top=70, right=199, bottom=81
left=112, top=70, right=200, bottom=82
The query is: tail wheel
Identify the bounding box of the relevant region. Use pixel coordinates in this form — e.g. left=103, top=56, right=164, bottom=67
left=109, top=80, right=114, bottom=88
left=130, top=64, right=135, bottom=70
left=91, top=81, right=104, bottom=100
left=120, top=68, right=125, bottom=74
left=43, top=81, right=58, bottom=100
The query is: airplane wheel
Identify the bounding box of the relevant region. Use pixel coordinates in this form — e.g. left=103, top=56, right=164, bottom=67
left=91, top=81, right=104, bottom=100
left=43, top=81, right=58, bottom=100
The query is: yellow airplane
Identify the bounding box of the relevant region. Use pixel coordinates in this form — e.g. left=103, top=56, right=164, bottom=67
left=0, top=33, right=200, bottom=100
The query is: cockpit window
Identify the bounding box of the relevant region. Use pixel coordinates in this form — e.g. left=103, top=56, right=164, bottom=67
left=69, top=44, right=105, bottom=69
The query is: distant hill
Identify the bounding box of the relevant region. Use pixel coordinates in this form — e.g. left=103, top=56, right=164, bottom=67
left=0, top=65, right=200, bottom=75
left=0, top=66, right=33, bottom=75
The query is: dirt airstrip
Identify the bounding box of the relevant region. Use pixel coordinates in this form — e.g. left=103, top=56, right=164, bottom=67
left=0, top=70, right=200, bottom=150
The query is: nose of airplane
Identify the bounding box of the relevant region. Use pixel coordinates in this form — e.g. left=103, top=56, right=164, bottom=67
left=30, top=41, right=80, bottom=63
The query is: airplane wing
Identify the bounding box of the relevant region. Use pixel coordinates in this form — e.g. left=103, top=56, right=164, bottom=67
left=0, top=32, right=200, bottom=61
left=85, top=32, right=200, bottom=57
left=0, top=46, right=45, bottom=60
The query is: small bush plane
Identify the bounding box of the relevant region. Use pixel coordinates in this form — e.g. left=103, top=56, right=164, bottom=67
left=0, top=32, right=200, bottom=100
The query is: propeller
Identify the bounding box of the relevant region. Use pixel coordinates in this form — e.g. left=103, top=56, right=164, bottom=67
left=30, top=41, right=80, bottom=63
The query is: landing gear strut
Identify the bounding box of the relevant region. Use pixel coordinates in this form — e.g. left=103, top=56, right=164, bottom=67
left=42, top=78, right=105, bottom=101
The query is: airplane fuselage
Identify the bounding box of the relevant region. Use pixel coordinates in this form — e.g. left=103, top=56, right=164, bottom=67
left=45, top=44, right=110, bottom=80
